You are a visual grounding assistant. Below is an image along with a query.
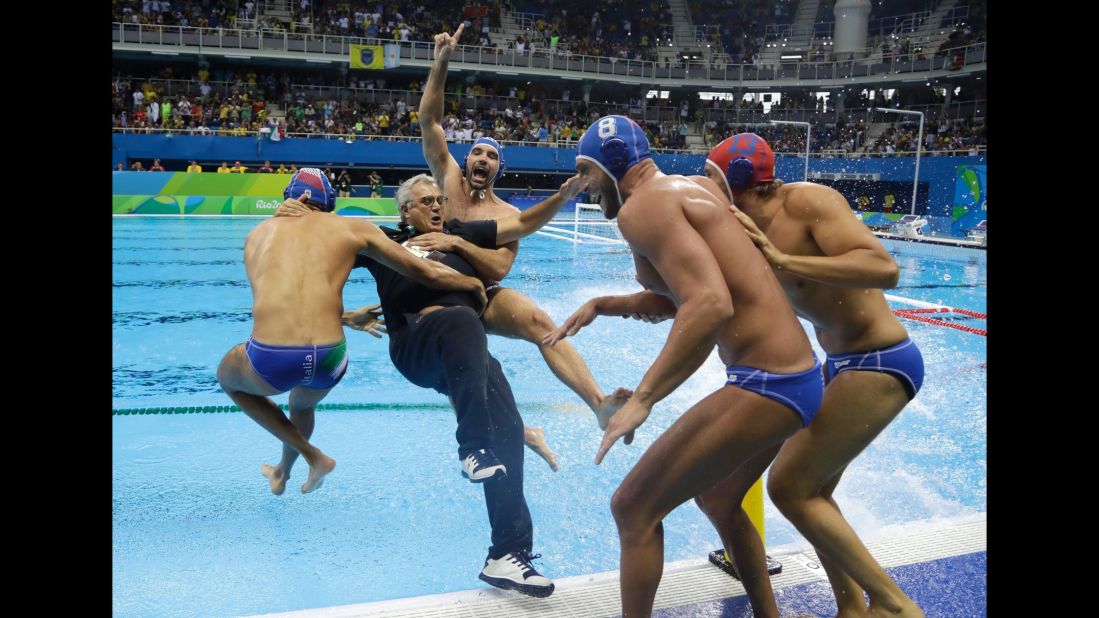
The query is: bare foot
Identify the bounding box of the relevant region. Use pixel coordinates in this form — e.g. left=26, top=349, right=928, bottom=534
left=593, top=387, right=632, bottom=429
left=261, top=464, right=288, bottom=496
left=300, top=454, right=336, bottom=494
left=524, top=426, right=559, bottom=472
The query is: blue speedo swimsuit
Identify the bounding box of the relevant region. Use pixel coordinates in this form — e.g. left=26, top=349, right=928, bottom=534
left=824, top=338, right=924, bottom=400
left=245, top=338, right=349, bottom=392
left=725, top=359, right=825, bottom=427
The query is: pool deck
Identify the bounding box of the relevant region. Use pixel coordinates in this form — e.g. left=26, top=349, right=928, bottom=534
left=251, top=514, right=985, bottom=618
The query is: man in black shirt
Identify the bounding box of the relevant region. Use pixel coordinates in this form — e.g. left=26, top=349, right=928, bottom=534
left=278, top=173, right=582, bottom=597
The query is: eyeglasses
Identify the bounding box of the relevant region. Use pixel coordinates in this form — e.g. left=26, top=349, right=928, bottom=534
left=405, top=195, right=448, bottom=207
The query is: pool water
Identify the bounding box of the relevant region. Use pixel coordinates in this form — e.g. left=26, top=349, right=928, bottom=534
left=113, top=218, right=986, bottom=617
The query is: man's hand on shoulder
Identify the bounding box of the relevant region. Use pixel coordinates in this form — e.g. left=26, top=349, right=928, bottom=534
left=273, top=198, right=313, bottom=218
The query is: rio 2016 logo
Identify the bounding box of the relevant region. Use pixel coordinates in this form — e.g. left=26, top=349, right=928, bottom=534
left=255, top=199, right=281, bottom=209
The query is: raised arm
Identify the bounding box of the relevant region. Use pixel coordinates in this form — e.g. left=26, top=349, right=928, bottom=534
left=732, top=184, right=900, bottom=288
left=347, top=218, right=487, bottom=313
left=419, top=24, right=466, bottom=191
left=494, top=175, right=584, bottom=244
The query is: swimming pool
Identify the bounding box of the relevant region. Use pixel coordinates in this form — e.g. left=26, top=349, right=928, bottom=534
left=112, top=217, right=986, bottom=617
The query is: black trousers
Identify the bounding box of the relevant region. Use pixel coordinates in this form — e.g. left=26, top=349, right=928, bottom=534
left=389, top=306, right=532, bottom=559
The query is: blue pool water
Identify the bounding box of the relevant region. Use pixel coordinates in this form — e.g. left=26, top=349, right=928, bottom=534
left=112, top=217, right=986, bottom=617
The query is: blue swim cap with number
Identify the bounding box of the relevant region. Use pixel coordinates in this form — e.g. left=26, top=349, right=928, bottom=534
left=283, top=167, right=337, bottom=212
left=577, top=115, right=652, bottom=181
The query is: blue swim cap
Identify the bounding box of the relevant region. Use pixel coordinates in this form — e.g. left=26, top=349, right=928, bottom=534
left=577, top=115, right=651, bottom=180
left=463, top=136, right=507, bottom=182
left=283, top=167, right=337, bottom=212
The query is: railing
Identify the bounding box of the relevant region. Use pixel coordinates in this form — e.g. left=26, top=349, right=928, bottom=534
left=811, top=5, right=970, bottom=42
left=896, top=12, right=931, bottom=37
left=814, top=21, right=834, bottom=39
left=287, top=83, right=422, bottom=108
left=765, top=23, right=793, bottom=40
left=847, top=146, right=986, bottom=158
left=112, top=22, right=986, bottom=84
left=901, top=100, right=987, bottom=120
left=936, top=5, right=971, bottom=30
left=685, top=24, right=718, bottom=44
left=113, top=77, right=260, bottom=100
left=511, top=11, right=545, bottom=31
left=702, top=107, right=833, bottom=125
left=110, top=126, right=985, bottom=158
left=110, top=125, right=595, bottom=150
left=700, top=101, right=987, bottom=126
left=870, top=9, right=930, bottom=38
left=331, top=89, right=690, bottom=124
left=112, top=76, right=746, bottom=126
left=282, top=85, right=685, bottom=123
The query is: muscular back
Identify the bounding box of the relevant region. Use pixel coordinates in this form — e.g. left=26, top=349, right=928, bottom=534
left=245, top=213, right=359, bottom=345
left=626, top=175, right=813, bottom=372
left=758, top=183, right=907, bottom=353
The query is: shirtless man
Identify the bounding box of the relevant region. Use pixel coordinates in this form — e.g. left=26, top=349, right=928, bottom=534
left=216, top=168, right=486, bottom=495
left=545, top=116, right=825, bottom=618
left=703, top=133, right=924, bottom=618
left=411, top=24, right=630, bottom=428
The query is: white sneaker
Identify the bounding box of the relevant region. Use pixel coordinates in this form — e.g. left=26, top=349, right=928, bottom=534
left=461, top=449, right=507, bottom=483
left=479, top=551, right=555, bottom=598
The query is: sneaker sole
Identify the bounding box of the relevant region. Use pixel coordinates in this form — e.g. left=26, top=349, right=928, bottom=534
left=479, top=572, right=555, bottom=598
left=461, top=468, right=507, bottom=483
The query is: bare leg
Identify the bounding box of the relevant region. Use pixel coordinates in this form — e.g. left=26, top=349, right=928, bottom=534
left=612, top=387, right=802, bottom=617
left=768, top=371, right=922, bottom=618
left=523, top=426, right=558, bottom=472
left=261, top=386, right=337, bottom=494
left=695, top=444, right=784, bottom=618
left=216, top=344, right=336, bottom=495
left=813, top=469, right=873, bottom=618
left=481, top=287, right=631, bottom=420
left=262, top=402, right=315, bottom=495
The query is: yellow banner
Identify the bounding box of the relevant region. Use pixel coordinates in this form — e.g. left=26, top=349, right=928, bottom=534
left=350, top=44, right=384, bottom=69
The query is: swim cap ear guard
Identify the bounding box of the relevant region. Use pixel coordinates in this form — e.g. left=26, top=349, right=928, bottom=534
left=600, top=137, right=631, bottom=179
left=726, top=157, right=756, bottom=190
left=706, top=133, right=776, bottom=192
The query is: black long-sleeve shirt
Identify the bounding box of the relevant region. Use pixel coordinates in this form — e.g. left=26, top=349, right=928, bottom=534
left=354, top=219, right=497, bottom=332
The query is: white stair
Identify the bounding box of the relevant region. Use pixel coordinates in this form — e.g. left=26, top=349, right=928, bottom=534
left=265, top=103, right=286, bottom=122
left=760, top=0, right=817, bottom=67
left=910, top=0, right=963, bottom=51
left=685, top=132, right=707, bottom=150
left=259, top=0, right=293, bottom=22
left=498, top=8, right=560, bottom=51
